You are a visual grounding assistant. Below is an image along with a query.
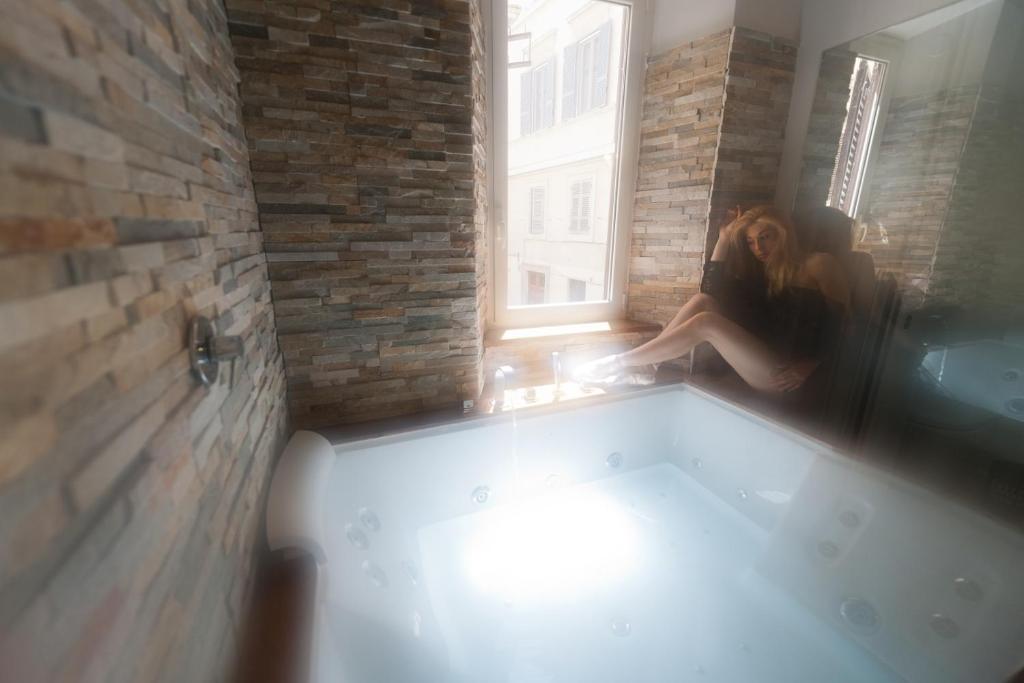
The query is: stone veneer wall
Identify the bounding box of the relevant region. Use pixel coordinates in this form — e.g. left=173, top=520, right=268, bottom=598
left=706, top=29, right=797, bottom=251
left=793, top=48, right=857, bottom=213
left=627, top=30, right=732, bottom=325
left=627, top=28, right=796, bottom=326
left=226, top=0, right=487, bottom=428
left=930, top=85, right=1024, bottom=314
left=0, top=0, right=288, bottom=681
left=982, top=92, right=1024, bottom=314
left=861, top=85, right=977, bottom=292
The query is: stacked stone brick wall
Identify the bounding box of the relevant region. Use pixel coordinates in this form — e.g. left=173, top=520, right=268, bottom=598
left=626, top=28, right=796, bottom=327
left=930, top=86, right=1024, bottom=315
left=983, top=92, right=1024, bottom=315
left=226, top=0, right=485, bottom=428
left=862, top=85, right=977, bottom=292
left=707, top=28, right=797, bottom=251
left=0, top=1, right=288, bottom=681
left=627, top=30, right=731, bottom=325
left=794, top=48, right=858, bottom=213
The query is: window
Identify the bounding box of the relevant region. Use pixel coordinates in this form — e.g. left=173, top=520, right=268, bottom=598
left=563, top=23, right=612, bottom=120
left=568, top=278, right=587, bottom=302
left=520, top=59, right=555, bottom=135
left=526, top=270, right=547, bottom=304
left=494, top=0, right=647, bottom=326
left=829, top=56, right=887, bottom=218
left=569, top=178, right=593, bottom=233
left=529, top=186, right=545, bottom=234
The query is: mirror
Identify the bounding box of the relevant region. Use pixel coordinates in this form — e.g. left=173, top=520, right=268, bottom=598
left=794, top=0, right=1024, bottom=524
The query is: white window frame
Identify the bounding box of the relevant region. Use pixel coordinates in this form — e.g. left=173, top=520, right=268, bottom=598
left=489, top=0, right=650, bottom=328
left=829, top=55, right=888, bottom=219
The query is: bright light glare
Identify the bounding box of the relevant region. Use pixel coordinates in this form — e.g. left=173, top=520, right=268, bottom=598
left=500, top=321, right=612, bottom=341
left=464, top=490, right=639, bottom=603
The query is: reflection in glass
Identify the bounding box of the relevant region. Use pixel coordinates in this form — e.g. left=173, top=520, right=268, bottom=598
left=795, top=0, right=1024, bottom=525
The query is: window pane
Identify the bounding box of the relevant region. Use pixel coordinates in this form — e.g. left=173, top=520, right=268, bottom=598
left=829, top=57, right=887, bottom=217
left=526, top=270, right=547, bottom=304
left=506, top=0, right=626, bottom=307
left=568, top=278, right=587, bottom=302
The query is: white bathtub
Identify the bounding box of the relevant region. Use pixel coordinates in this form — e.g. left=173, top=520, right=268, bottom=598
left=920, top=339, right=1024, bottom=423
left=267, top=384, right=1024, bottom=683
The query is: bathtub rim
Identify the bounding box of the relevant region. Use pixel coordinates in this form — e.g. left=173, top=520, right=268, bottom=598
left=290, top=380, right=1024, bottom=555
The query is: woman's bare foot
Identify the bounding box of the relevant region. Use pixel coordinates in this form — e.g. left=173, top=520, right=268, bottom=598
left=574, top=355, right=657, bottom=387
left=572, top=354, right=624, bottom=385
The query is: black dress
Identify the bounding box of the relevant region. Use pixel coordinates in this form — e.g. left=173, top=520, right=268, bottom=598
left=700, top=261, right=842, bottom=363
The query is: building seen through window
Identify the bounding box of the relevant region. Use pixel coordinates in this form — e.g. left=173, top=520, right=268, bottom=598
left=505, top=0, right=626, bottom=308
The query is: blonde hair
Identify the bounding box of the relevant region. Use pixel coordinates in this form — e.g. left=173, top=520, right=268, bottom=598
left=721, top=205, right=801, bottom=296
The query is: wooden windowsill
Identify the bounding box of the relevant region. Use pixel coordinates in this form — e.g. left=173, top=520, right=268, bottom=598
left=484, top=319, right=661, bottom=348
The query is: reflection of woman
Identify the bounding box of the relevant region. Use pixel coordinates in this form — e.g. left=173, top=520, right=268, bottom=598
left=579, top=206, right=850, bottom=393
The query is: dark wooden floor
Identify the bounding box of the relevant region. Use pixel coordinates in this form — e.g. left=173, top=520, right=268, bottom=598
left=233, top=552, right=317, bottom=683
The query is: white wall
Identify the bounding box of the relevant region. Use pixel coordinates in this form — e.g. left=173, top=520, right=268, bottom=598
left=649, top=0, right=736, bottom=54
left=888, top=2, right=1002, bottom=97
left=734, top=0, right=802, bottom=41
left=649, top=0, right=800, bottom=55
left=775, top=0, right=975, bottom=211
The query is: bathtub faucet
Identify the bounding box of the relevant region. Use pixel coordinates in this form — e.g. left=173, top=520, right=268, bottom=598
left=493, top=365, right=515, bottom=411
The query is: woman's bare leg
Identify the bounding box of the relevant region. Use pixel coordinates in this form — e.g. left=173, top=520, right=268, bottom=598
left=656, top=293, right=719, bottom=338
left=573, top=295, right=723, bottom=384
left=618, top=311, right=785, bottom=392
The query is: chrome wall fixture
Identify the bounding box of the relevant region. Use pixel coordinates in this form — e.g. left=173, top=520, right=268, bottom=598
left=188, top=316, right=244, bottom=387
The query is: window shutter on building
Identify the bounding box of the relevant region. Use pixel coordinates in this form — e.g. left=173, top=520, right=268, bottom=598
left=580, top=180, right=593, bottom=230
left=541, top=60, right=556, bottom=129
left=520, top=70, right=533, bottom=135
left=530, top=187, right=545, bottom=233
left=570, top=179, right=593, bottom=232
left=593, top=22, right=611, bottom=108
left=562, top=45, right=577, bottom=121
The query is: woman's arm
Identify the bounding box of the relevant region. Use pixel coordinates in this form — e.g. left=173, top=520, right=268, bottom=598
left=709, top=206, right=742, bottom=262
left=805, top=253, right=851, bottom=310
left=709, top=230, right=732, bottom=262
left=701, top=208, right=742, bottom=296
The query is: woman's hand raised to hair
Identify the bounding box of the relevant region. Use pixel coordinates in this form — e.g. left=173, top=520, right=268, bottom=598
left=710, top=205, right=744, bottom=262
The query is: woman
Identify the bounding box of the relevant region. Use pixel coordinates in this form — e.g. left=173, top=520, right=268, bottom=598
left=578, top=205, right=850, bottom=393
